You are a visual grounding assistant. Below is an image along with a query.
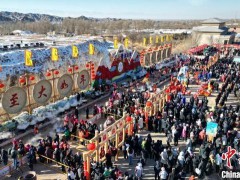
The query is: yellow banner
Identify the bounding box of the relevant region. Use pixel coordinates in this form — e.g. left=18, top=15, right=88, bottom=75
left=170, top=35, right=173, bottom=41
left=72, top=45, right=79, bottom=58
left=166, top=35, right=169, bottom=42
left=114, top=38, right=118, bottom=49
left=124, top=38, right=129, bottom=48
left=51, top=47, right=59, bottom=61
left=143, top=38, right=147, bottom=46
left=89, top=44, right=95, bottom=55
left=155, top=36, right=159, bottom=44
left=25, top=50, right=33, bottom=66
left=149, top=36, right=152, bottom=44
left=161, top=36, right=164, bottom=43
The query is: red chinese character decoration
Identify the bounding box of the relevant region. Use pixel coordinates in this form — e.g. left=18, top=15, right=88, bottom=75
left=222, top=146, right=236, bottom=168
left=38, top=85, right=47, bottom=98
left=10, top=93, right=19, bottom=107
left=80, top=75, right=86, bottom=85
left=60, top=80, right=68, bottom=89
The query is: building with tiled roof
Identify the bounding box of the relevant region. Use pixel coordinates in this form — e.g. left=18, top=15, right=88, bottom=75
left=192, top=18, right=235, bottom=45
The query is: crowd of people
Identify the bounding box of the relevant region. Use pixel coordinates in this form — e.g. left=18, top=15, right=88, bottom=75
left=0, top=51, right=239, bottom=180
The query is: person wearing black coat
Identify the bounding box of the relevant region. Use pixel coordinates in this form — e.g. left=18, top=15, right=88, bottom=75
left=53, top=148, right=61, bottom=162
left=37, top=143, right=45, bottom=163
left=1, top=149, right=8, bottom=165
left=27, top=152, right=34, bottom=171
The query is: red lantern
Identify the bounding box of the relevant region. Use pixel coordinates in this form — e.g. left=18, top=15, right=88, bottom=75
left=19, top=76, right=26, bottom=84
left=46, top=72, right=52, bottom=77
left=29, top=75, right=35, bottom=81
left=126, top=116, right=132, bottom=122
left=86, top=63, right=90, bottom=68
left=91, top=63, right=95, bottom=67
left=91, top=70, right=95, bottom=74
left=68, top=67, right=73, bottom=73
left=74, top=66, right=79, bottom=71
left=146, top=101, right=152, bottom=107
left=0, top=83, right=4, bottom=88
left=54, top=70, right=59, bottom=75
left=87, top=143, right=96, bottom=151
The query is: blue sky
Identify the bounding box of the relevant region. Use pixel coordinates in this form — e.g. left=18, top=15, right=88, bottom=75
left=0, top=0, right=239, bottom=20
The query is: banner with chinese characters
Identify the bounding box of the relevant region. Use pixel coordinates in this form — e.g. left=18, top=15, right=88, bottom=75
left=72, top=45, right=79, bottom=58
left=124, top=38, right=129, bottom=48
left=57, top=74, right=74, bottom=96
left=166, top=35, right=169, bottom=42
left=25, top=50, right=33, bottom=66
left=51, top=47, right=59, bottom=61
left=143, top=38, right=147, bottom=46
left=149, top=36, right=153, bottom=44
left=161, top=36, right=164, bottom=43
left=89, top=44, right=95, bottom=55
left=2, top=87, right=27, bottom=114
left=77, top=70, right=90, bottom=90
left=33, top=80, right=52, bottom=104
left=114, top=39, right=118, bottom=49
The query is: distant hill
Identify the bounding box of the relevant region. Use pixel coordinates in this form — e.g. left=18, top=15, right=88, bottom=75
left=0, top=11, right=120, bottom=23
left=0, top=11, right=63, bottom=23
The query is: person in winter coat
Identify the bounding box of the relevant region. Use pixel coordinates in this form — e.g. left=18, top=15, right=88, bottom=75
left=1, top=149, right=8, bottom=165
left=159, top=167, right=168, bottom=180
left=178, top=151, right=185, bottom=166
left=27, top=152, right=34, bottom=171
left=135, top=163, right=143, bottom=180
left=160, top=149, right=168, bottom=166
left=53, top=148, right=60, bottom=162
left=154, top=161, right=160, bottom=180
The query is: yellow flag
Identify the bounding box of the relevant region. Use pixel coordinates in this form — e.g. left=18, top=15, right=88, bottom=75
left=124, top=38, right=129, bottom=48
left=166, top=35, right=169, bottom=42
left=25, top=50, right=33, bottom=66
left=155, top=36, right=159, bottom=44
left=51, top=47, right=59, bottom=61
left=89, top=44, right=95, bottom=55
left=143, top=38, right=147, bottom=46
left=161, top=36, right=164, bottom=43
left=114, top=39, right=118, bottom=49
left=72, top=45, right=79, bottom=58
left=149, top=36, right=152, bottom=44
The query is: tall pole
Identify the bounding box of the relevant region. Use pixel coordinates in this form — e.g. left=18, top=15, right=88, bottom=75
left=25, top=73, right=32, bottom=114
left=51, top=69, right=56, bottom=102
